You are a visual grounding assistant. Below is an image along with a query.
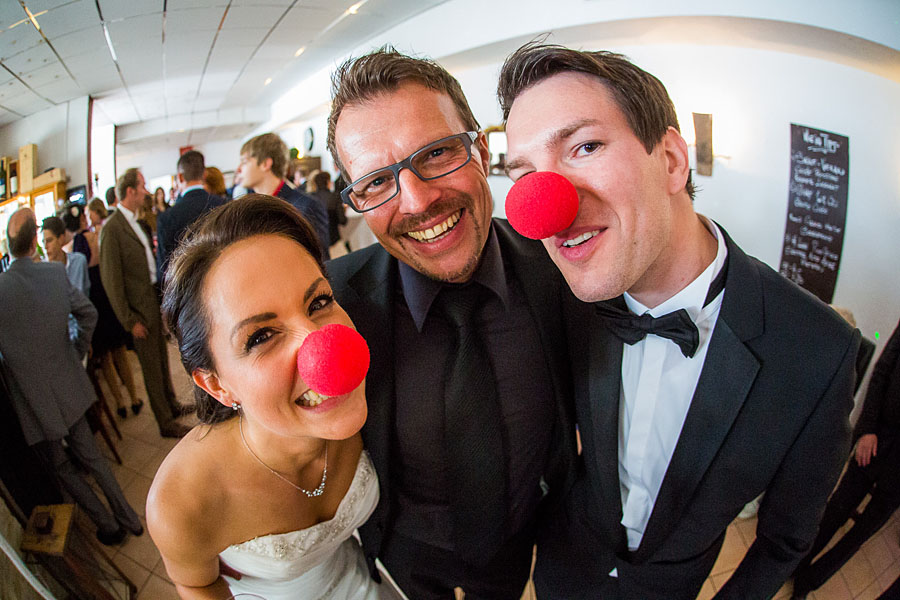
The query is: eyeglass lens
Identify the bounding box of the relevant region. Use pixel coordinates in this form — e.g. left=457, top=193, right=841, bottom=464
left=348, top=135, right=471, bottom=211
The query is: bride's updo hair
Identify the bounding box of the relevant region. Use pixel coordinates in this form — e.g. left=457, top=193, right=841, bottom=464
left=161, top=194, right=325, bottom=424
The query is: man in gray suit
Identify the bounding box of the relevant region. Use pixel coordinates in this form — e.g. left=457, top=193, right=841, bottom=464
left=0, top=208, right=143, bottom=545
left=100, top=168, right=187, bottom=438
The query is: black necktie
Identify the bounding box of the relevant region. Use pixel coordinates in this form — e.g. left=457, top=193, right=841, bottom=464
left=594, top=261, right=728, bottom=358
left=438, top=284, right=507, bottom=565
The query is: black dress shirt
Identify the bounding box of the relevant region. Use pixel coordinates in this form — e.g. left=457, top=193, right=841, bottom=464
left=391, top=225, right=555, bottom=550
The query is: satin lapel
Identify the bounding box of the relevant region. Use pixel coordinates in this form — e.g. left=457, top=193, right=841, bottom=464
left=586, top=304, right=627, bottom=546
left=633, top=226, right=763, bottom=560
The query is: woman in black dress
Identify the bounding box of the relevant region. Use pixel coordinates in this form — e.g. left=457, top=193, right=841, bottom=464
left=67, top=201, right=144, bottom=418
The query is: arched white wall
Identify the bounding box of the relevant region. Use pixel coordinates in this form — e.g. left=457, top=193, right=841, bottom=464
left=262, top=1, right=900, bottom=365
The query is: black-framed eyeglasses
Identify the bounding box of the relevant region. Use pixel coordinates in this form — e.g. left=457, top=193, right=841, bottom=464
left=340, top=131, right=479, bottom=213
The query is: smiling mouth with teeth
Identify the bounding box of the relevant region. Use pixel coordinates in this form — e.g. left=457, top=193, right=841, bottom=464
left=562, top=229, right=601, bottom=248
left=406, top=210, right=461, bottom=243
left=298, top=389, right=329, bottom=408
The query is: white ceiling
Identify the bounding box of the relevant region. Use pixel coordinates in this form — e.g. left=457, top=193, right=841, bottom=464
left=0, top=0, right=448, bottom=149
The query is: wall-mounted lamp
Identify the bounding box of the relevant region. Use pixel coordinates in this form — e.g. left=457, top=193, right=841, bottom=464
left=692, top=112, right=713, bottom=176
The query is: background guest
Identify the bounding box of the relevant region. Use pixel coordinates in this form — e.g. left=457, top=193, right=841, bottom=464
left=792, top=318, right=900, bottom=598
left=0, top=208, right=143, bottom=546
left=203, top=166, right=228, bottom=197
left=308, top=170, right=345, bottom=249
left=65, top=202, right=144, bottom=419
left=154, top=186, right=169, bottom=214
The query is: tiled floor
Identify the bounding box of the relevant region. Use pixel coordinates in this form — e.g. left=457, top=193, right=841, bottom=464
left=90, top=343, right=900, bottom=599
left=89, top=342, right=195, bottom=600
left=697, top=501, right=900, bottom=599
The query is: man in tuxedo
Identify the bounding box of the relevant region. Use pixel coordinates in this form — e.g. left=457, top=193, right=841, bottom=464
left=0, top=208, right=142, bottom=544
left=792, top=318, right=900, bottom=598
left=100, top=168, right=187, bottom=438
left=156, top=150, right=226, bottom=283
left=499, top=43, right=860, bottom=599
left=325, top=48, right=575, bottom=599
left=237, top=132, right=330, bottom=259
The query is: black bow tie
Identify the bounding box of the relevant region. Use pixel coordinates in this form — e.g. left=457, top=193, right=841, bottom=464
left=594, top=261, right=728, bottom=359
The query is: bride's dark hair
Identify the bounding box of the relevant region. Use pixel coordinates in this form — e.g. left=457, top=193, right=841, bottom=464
left=161, top=194, right=325, bottom=424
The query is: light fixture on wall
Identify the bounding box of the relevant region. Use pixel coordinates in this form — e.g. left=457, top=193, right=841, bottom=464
left=692, top=112, right=713, bottom=176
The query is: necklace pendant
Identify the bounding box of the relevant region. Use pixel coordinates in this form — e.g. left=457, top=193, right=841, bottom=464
left=240, top=414, right=328, bottom=497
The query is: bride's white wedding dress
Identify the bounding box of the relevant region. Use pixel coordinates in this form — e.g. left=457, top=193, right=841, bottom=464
left=220, top=451, right=402, bottom=599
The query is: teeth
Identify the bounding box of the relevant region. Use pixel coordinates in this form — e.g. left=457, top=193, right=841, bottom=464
left=562, top=230, right=600, bottom=248
left=407, top=211, right=461, bottom=243
left=299, top=390, right=329, bottom=407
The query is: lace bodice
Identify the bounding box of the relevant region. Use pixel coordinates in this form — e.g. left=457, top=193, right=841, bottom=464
left=219, top=451, right=390, bottom=599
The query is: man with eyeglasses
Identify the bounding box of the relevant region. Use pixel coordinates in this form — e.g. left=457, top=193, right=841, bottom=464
left=325, top=48, right=577, bottom=599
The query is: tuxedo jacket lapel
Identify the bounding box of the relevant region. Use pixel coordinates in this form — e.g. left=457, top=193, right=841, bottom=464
left=634, top=228, right=764, bottom=560
left=585, top=304, right=628, bottom=551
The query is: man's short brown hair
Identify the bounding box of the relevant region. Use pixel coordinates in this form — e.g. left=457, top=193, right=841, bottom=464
left=116, top=168, right=140, bottom=202
left=241, top=133, right=288, bottom=179
left=498, top=41, right=693, bottom=198
left=327, top=46, right=480, bottom=179
left=177, top=150, right=206, bottom=182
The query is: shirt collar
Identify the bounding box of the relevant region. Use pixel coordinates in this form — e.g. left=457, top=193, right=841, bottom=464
left=624, top=216, right=728, bottom=321
left=118, top=203, right=138, bottom=223
left=180, top=184, right=205, bottom=197
left=399, top=223, right=509, bottom=332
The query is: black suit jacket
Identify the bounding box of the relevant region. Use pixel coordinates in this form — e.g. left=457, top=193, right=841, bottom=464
left=155, top=189, right=226, bottom=283
left=535, top=227, right=859, bottom=600
left=852, top=319, right=900, bottom=493
left=328, top=218, right=577, bottom=580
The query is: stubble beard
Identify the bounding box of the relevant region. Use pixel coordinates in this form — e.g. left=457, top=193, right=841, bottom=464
left=388, top=194, right=488, bottom=283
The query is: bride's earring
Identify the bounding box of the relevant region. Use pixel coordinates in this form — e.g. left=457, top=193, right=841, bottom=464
left=232, top=402, right=240, bottom=411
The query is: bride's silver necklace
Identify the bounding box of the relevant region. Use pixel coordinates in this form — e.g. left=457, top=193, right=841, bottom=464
left=239, top=413, right=327, bottom=498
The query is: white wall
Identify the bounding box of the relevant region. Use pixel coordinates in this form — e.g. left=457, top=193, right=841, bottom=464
left=90, top=122, right=115, bottom=199
left=262, top=1, right=900, bottom=366
left=0, top=96, right=89, bottom=191
left=116, top=137, right=245, bottom=184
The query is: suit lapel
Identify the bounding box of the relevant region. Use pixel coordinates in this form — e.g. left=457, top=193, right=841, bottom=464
left=110, top=209, right=142, bottom=247
left=586, top=305, right=629, bottom=549
left=342, top=249, right=397, bottom=496
left=634, top=226, right=763, bottom=559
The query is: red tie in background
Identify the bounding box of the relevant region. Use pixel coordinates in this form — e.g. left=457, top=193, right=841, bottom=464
left=504, top=171, right=579, bottom=240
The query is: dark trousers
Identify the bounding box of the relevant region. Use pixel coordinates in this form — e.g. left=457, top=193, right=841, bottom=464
left=35, top=415, right=141, bottom=535
left=794, top=457, right=900, bottom=594
left=381, top=528, right=534, bottom=600
left=132, top=316, right=178, bottom=430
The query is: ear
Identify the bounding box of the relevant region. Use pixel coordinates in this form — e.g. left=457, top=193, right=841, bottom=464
left=474, top=132, right=490, bottom=175
left=192, top=369, right=232, bottom=408
left=261, top=157, right=274, bottom=174
left=177, top=173, right=186, bottom=184
left=662, top=126, right=691, bottom=196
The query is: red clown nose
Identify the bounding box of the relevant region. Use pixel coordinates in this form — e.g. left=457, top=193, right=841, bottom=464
left=505, top=171, right=579, bottom=240
left=297, top=324, right=370, bottom=397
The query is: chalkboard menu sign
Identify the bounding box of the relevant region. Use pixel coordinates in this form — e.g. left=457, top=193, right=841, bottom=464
left=779, top=124, right=849, bottom=304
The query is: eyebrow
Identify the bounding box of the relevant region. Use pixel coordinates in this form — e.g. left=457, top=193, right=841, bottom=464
left=505, top=118, right=600, bottom=176
left=229, top=277, right=327, bottom=343
left=230, top=312, right=277, bottom=344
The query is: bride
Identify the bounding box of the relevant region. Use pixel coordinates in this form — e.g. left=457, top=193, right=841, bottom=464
left=147, top=195, right=403, bottom=599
